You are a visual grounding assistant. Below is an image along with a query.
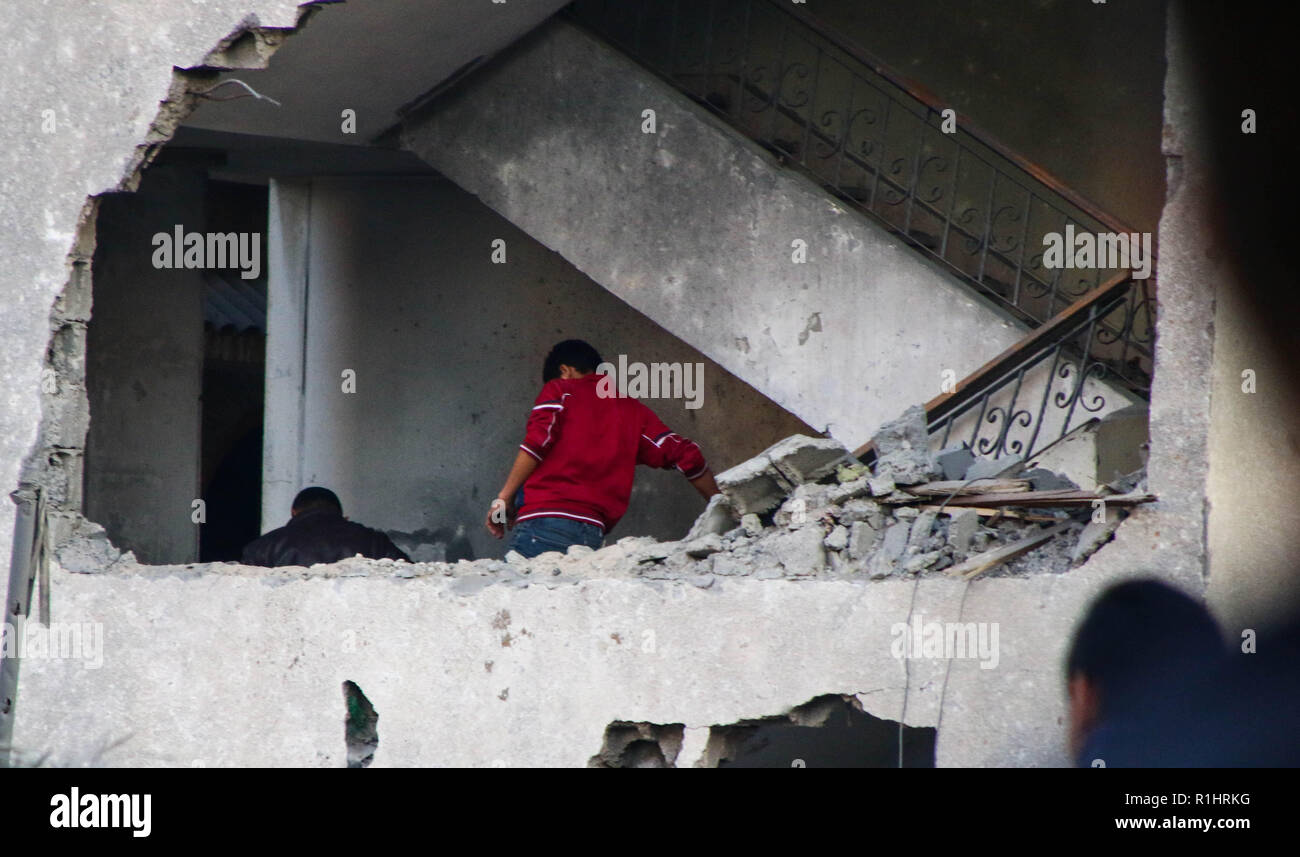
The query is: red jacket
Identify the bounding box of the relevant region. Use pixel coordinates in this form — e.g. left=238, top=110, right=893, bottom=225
left=517, top=373, right=708, bottom=532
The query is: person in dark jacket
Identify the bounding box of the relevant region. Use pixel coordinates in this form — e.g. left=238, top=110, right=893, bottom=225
left=241, top=486, right=409, bottom=567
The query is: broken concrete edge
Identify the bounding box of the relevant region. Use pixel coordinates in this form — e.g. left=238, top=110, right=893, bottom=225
left=12, top=4, right=318, bottom=573
left=591, top=693, right=879, bottom=767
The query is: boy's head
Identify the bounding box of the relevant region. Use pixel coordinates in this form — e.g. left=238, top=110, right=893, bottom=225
left=542, top=339, right=603, bottom=383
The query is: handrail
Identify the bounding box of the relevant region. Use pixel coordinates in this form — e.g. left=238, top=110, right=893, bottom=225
left=770, top=0, right=1142, bottom=238
left=854, top=270, right=1141, bottom=461
left=566, top=0, right=1156, bottom=343
left=565, top=0, right=1155, bottom=460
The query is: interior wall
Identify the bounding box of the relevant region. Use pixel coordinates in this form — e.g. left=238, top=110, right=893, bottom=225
left=265, top=176, right=813, bottom=559
left=813, top=0, right=1167, bottom=234
left=84, top=166, right=206, bottom=565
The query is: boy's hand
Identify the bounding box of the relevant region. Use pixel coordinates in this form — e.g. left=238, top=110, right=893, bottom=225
left=486, top=498, right=509, bottom=539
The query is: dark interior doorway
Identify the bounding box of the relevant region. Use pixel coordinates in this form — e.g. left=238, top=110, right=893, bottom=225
left=199, top=180, right=268, bottom=562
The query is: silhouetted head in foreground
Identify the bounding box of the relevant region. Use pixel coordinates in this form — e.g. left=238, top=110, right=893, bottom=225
left=1065, top=579, right=1225, bottom=764
left=291, top=486, right=343, bottom=518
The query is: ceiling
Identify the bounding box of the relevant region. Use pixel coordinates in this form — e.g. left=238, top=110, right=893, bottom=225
left=182, top=0, right=570, bottom=145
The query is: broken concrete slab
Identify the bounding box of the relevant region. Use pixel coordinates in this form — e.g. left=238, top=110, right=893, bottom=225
left=946, top=509, right=981, bottom=558
left=964, top=454, right=1023, bottom=482
left=868, top=473, right=896, bottom=497
left=684, top=493, right=737, bottom=541
left=53, top=519, right=121, bottom=574
left=716, top=455, right=789, bottom=517
left=847, top=521, right=879, bottom=562
left=717, top=434, right=853, bottom=516
left=1021, top=467, right=1078, bottom=491
left=760, top=526, right=827, bottom=577
left=936, top=444, right=975, bottom=481
left=766, top=434, right=854, bottom=485
left=683, top=533, right=725, bottom=559
left=907, top=510, right=939, bottom=550
left=824, top=525, right=849, bottom=552
left=870, top=405, right=942, bottom=486
left=866, top=519, right=912, bottom=579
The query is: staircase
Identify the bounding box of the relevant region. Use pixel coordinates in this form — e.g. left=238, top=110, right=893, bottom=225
left=401, top=0, right=1154, bottom=459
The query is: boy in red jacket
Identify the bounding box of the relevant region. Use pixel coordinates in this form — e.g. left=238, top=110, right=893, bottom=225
left=486, top=339, right=720, bottom=557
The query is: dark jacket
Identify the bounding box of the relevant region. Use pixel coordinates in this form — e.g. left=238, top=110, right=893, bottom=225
left=240, top=507, right=410, bottom=567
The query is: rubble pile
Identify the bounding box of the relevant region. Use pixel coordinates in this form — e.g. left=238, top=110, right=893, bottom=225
left=494, top=405, right=1152, bottom=586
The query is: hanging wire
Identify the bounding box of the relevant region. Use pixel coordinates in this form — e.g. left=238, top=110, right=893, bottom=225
left=192, top=78, right=282, bottom=106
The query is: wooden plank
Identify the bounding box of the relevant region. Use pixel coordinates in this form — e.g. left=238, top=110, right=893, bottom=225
left=916, top=505, right=1060, bottom=522
left=903, top=479, right=1031, bottom=497
left=905, top=490, right=1155, bottom=509
left=946, top=521, right=1074, bottom=580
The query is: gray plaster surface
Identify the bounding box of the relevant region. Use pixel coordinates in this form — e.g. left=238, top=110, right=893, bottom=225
left=401, top=20, right=1044, bottom=450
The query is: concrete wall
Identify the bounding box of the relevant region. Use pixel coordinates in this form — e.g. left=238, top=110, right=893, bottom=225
left=0, top=0, right=307, bottom=623
left=400, top=20, right=1070, bottom=452
left=264, top=176, right=813, bottom=558
left=7, top=544, right=1160, bottom=768
left=0, top=0, right=1254, bottom=771
left=84, top=167, right=206, bottom=564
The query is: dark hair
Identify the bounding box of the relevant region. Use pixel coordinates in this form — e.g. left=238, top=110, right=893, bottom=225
left=292, top=486, right=343, bottom=515
left=1066, top=579, right=1224, bottom=712
left=542, top=339, right=603, bottom=383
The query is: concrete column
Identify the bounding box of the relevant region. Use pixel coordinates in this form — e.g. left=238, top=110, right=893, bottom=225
left=84, top=166, right=205, bottom=564
left=262, top=179, right=312, bottom=533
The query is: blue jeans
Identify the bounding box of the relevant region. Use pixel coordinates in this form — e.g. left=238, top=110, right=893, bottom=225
left=507, top=516, right=604, bottom=558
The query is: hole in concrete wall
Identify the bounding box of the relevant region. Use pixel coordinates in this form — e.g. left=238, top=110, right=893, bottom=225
left=588, top=721, right=685, bottom=768
left=707, top=695, right=935, bottom=768
left=343, top=680, right=378, bottom=768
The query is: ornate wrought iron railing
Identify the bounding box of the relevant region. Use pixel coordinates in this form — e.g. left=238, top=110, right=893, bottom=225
left=567, top=0, right=1155, bottom=399
left=916, top=272, right=1148, bottom=463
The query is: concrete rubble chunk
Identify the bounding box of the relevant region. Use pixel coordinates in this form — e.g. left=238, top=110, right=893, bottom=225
left=907, top=510, right=938, bottom=550
left=683, top=533, right=725, bottom=559
left=836, top=498, right=884, bottom=528
left=824, top=525, right=849, bottom=552
left=717, top=434, right=851, bottom=516
left=774, top=483, right=832, bottom=528
left=716, top=455, right=790, bottom=517
left=766, top=434, right=854, bottom=485
left=1021, top=467, right=1078, bottom=491
left=870, top=405, right=941, bottom=486
left=827, top=476, right=872, bottom=505
left=848, top=520, right=881, bottom=562
left=936, top=444, right=976, bottom=481
left=903, top=551, right=944, bottom=574
left=946, top=509, right=981, bottom=558
left=684, top=493, right=738, bottom=541
left=761, top=527, right=827, bottom=576
left=965, top=453, right=1023, bottom=482
left=868, top=473, right=896, bottom=497
left=866, top=519, right=913, bottom=579
left=741, top=514, right=764, bottom=536
left=53, top=519, right=121, bottom=574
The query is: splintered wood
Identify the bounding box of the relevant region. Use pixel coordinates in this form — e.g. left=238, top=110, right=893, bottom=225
left=945, top=521, right=1075, bottom=580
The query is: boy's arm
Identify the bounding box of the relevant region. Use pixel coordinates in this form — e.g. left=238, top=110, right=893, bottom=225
left=636, top=406, right=720, bottom=498
left=486, top=449, right=538, bottom=539
left=687, top=468, right=720, bottom=499
left=486, top=382, right=566, bottom=539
